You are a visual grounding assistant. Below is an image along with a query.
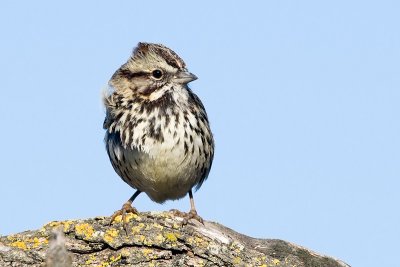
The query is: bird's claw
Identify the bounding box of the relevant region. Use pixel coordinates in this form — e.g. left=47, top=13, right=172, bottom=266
left=170, top=209, right=204, bottom=225
left=110, top=202, right=138, bottom=234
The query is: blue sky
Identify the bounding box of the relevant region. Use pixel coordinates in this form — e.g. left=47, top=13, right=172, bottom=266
left=1, top=1, right=399, bottom=266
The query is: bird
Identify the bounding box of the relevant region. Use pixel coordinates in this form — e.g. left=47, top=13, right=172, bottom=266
left=103, top=42, right=214, bottom=229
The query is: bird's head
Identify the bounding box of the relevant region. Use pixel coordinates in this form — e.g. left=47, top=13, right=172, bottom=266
left=109, top=42, right=197, bottom=99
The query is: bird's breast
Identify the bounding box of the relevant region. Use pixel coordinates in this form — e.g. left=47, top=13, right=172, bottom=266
left=107, top=110, right=211, bottom=203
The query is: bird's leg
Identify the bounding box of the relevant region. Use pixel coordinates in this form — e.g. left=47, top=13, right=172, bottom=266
left=171, top=190, right=204, bottom=224
left=110, top=190, right=141, bottom=233
left=188, top=190, right=204, bottom=223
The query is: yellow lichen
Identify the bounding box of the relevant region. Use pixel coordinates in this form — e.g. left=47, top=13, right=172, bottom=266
left=85, top=254, right=96, bottom=265
left=63, top=220, right=73, bottom=232
left=135, top=235, right=146, bottom=243
left=43, top=220, right=73, bottom=233
left=75, top=223, right=94, bottom=239
left=155, top=233, right=165, bottom=243
left=120, top=248, right=131, bottom=257
left=192, top=236, right=209, bottom=248
left=272, top=259, right=281, bottom=265
left=188, top=236, right=208, bottom=247
left=9, top=236, right=49, bottom=250
left=131, top=223, right=145, bottom=234
left=113, top=213, right=138, bottom=223
left=257, top=255, right=267, bottom=267
left=142, top=248, right=153, bottom=257
left=152, top=222, right=164, bottom=230
left=104, top=228, right=119, bottom=243
left=48, top=221, right=63, bottom=228
left=32, top=237, right=40, bottom=248
left=95, top=254, right=122, bottom=267
left=233, top=257, right=242, bottom=264
left=110, top=254, right=122, bottom=263
left=164, top=232, right=177, bottom=242
left=112, top=214, right=123, bottom=223
left=10, top=241, right=27, bottom=250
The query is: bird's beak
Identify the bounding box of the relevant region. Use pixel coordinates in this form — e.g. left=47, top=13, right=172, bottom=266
left=173, top=71, right=198, bottom=84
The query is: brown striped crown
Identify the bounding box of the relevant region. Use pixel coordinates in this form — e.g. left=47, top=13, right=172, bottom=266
left=132, top=42, right=186, bottom=70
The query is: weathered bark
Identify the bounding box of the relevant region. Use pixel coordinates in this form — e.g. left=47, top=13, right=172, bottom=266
left=0, top=212, right=350, bottom=266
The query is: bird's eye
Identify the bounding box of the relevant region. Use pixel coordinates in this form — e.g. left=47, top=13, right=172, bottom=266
left=151, top=69, right=163, bottom=79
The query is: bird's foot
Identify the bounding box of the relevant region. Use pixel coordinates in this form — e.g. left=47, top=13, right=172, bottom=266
left=110, top=202, right=138, bottom=234
left=170, top=209, right=204, bottom=225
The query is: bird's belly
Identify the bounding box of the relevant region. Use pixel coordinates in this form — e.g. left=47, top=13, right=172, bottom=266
left=116, top=140, right=201, bottom=203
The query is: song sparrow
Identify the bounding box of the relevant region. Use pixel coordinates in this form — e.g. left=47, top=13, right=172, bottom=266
left=103, top=43, right=214, bottom=228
